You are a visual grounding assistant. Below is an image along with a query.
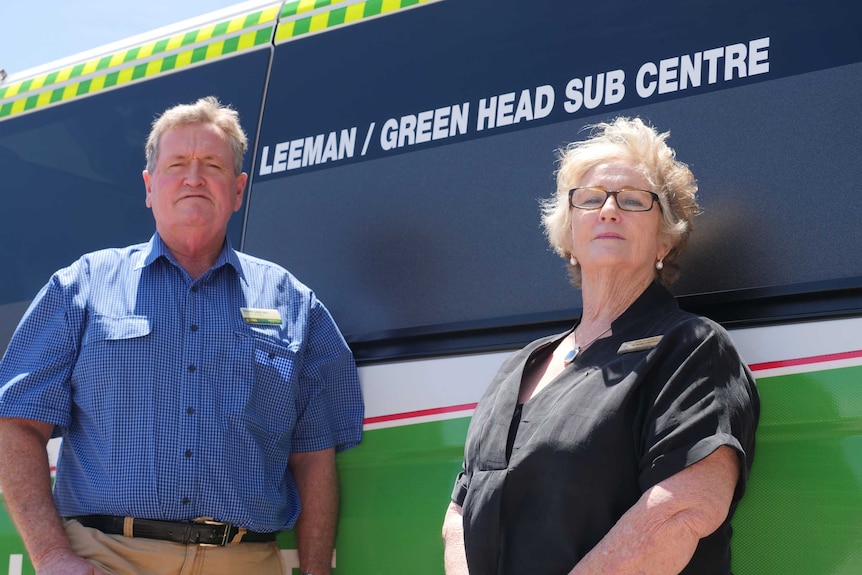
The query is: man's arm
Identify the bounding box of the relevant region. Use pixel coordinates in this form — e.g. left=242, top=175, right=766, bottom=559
left=568, top=445, right=740, bottom=575
left=442, top=501, right=470, bottom=575
left=289, top=448, right=338, bottom=575
left=0, top=418, right=103, bottom=575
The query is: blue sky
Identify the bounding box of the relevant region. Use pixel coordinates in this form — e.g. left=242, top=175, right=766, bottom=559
left=0, top=0, right=245, bottom=78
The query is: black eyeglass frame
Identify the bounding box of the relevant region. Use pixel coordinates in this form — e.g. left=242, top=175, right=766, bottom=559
left=568, top=187, right=662, bottom=212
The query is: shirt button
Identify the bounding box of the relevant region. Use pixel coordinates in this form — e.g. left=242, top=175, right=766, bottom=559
left=188, top=365, right=196, bottom=373
left=191, top=286, right=198, bottom=293
left=182, top=497, right=190, bottom=505
left=190, top=325, right=198, bottom=332
left=184, top=450, right=193, bottom=458
left=186, top=407, right=195, bottom=415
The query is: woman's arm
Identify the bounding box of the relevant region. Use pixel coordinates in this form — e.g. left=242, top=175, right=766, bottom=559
left=569, top=445, right=740, bottom=575
left=442, top=501, right=470, bottom=575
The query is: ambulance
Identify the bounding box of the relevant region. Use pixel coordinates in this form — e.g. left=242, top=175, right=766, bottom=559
left=1, top=0, right=861, bottom=572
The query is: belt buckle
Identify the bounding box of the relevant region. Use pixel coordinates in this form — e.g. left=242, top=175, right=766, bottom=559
left=195, top=518, right=231, bottom=546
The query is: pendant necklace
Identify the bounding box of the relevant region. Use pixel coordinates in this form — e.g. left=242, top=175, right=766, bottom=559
left=563, top=325, right=612, bottom=366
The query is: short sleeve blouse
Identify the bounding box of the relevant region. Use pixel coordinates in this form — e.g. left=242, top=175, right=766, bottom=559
left=451, top=282, right=759, bottom=575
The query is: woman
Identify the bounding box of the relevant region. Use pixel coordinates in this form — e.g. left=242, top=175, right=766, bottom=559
left=442, top=117, right=759, bottom=575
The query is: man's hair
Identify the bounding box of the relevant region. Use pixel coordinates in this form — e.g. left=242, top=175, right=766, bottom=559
left=145, top=96, right=248, bottom=175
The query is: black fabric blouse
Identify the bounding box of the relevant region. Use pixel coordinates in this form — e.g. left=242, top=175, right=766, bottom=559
left=451, top=282, right=759, bottom=575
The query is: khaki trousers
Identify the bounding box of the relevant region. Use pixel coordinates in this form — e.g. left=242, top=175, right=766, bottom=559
left=64, top=520, right=285, bottom=575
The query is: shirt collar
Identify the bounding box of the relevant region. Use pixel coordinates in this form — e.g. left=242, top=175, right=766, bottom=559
left=135, top=232, right=247, bottom=283
left=610, top=280, right=678, bottom=333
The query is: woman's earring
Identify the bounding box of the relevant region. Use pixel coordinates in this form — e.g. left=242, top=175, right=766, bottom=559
left=570, top=256, right=578, bottom=266
left=655, top=259, right=664, bottom=270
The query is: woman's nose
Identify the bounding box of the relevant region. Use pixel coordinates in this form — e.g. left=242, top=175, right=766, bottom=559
left=598, top=194, right=621, bottom=220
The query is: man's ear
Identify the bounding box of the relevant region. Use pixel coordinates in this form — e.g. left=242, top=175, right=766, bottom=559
left=143, top=169, right=153, bottom=208
left=234, top=172, right=248, bottom=212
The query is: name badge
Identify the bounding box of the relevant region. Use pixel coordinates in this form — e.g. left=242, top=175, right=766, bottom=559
left=240, top=307, right=282, bottom=325
left=617, top=335, right=663, bottom=354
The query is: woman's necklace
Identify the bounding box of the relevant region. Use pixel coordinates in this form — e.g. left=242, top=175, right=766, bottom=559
left=563, top=325, right=612, bottom=365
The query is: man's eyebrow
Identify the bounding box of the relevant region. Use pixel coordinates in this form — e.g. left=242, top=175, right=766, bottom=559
left=164, top=152, right=227, bottom=162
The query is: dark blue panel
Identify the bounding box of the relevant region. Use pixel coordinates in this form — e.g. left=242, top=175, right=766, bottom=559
left=255, top=0, right=862, bottom=177
left=245, top=0, right=862, bottom=343
left=0, top=49, right=271, bottom=306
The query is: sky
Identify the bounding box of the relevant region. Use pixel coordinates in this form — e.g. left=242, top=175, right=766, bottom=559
left=0, top=0, right=248, bottom=79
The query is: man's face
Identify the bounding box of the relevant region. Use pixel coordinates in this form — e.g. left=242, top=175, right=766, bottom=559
left=143, top=123, right=247, bottom=238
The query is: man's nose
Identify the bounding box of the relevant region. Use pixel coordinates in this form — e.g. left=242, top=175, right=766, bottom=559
left=183, top=161, right=203, bottom=185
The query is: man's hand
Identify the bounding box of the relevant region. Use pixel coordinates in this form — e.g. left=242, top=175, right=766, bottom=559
left=0, top=419, right=96, bottom=575
left=35, top=547, right=108, bottom=575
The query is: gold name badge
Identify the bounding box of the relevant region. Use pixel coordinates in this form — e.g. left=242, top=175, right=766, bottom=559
left=240, top=307, right=282, bottom=325
left=617, top=335, right=663, bottom=354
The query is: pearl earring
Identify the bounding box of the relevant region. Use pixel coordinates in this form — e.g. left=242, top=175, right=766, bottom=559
left=655, top=259, right=664, bottom=270
left=570, top=256, right=578, bottom=266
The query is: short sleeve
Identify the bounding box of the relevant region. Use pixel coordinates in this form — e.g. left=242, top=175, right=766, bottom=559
left=0, top=273, right=81, bottom=430
left=452, top=468, right=470, bottom=506
left=291, top=296, right=364, bottom=453
left=637, top=317, right=759, bottom=499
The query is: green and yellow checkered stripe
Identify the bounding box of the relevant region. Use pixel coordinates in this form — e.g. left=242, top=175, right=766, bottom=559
left=0, top=0, right=440, bottom=121
left=275, top=0, right=438, bottom=43
left=0, top=5, right=281, bottom=120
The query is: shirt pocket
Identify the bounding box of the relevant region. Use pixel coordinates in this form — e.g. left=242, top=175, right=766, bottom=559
left=225, top=331, right=298, bottom=440
left=82, top=314, right=152, bottom=345
left=74, top=315, right=154, bottom=422
left=467, top=419, right=511, bottom=472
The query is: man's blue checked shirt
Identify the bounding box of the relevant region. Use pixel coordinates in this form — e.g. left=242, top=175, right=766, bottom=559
left=0, top=233, right=364, bottom=533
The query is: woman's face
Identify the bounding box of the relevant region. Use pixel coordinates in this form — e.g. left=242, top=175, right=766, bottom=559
left=569, top=162, right=671, bottom=280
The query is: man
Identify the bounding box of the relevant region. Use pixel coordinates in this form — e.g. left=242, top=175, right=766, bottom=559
left=0, top=96, right=363, bottom=575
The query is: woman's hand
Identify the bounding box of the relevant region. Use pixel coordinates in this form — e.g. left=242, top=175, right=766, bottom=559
left=442, top=502, right=470, bottom=575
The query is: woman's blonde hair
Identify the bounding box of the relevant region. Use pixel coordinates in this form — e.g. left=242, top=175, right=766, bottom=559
left=541, top=117, right=699, bottom=285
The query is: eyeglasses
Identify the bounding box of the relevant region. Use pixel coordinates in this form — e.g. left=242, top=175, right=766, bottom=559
left=568, top=187, right=661, bottom=212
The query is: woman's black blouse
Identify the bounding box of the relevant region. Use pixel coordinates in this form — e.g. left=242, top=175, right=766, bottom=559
left=451, top=282, right=760, bottom=575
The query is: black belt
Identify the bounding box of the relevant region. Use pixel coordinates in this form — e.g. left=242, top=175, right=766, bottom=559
left=71, top=515, right=278, bottom=546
